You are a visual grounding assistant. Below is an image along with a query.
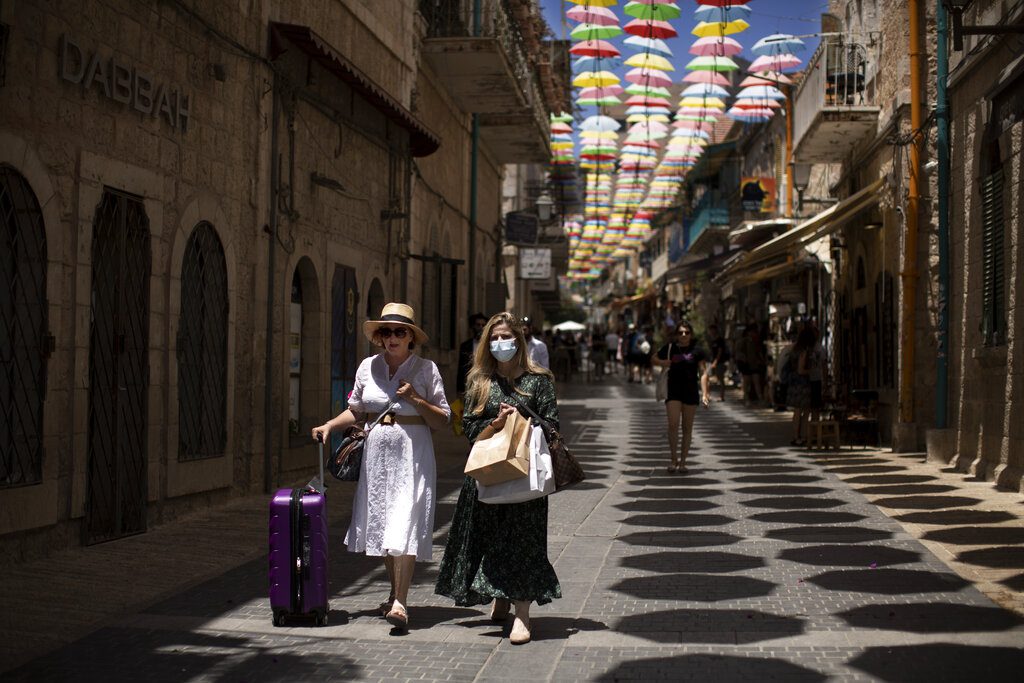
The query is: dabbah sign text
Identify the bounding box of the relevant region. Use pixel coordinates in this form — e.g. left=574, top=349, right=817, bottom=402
left=59, top=35, right=192, bottom=134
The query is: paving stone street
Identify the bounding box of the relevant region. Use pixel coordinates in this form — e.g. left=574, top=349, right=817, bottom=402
left=3, top=375, right=1024, bottom=681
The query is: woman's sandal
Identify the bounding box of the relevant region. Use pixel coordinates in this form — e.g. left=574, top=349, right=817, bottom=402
left=378, top=597, right=395, bottom=617
left=385, top=604, right=408, bottom=630
left=510, top=616, right=531, bottom=645
left=490, top=598, right=511, bottom=622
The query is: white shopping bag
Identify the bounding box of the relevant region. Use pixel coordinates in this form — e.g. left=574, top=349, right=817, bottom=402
left=477, top=423, right=554, bottom=504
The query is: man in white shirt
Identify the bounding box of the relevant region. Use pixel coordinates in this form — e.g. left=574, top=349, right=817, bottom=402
left=522, top=317, right=549, bottom=369
left=604, top=329, right=620, bottom=374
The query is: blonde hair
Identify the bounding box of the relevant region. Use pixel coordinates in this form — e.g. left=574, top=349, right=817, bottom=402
left=466, top=312, right=554, bottom=413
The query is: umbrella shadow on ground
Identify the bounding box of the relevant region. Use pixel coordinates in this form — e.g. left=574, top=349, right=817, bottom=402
left=617, top=550, right=766, bottom=574
left=613, top=609, right=805, bottom=644
left=838, top=602, right=1024, bottom=632
left=806, top=568, right=969, bottom=594
left=766, top=526, right=893, bottom=544
left=611, top=573, right=776, bottom=601
left=740, top=496, right=849, bottom=510
left=848, top=644, right=1024, bottom=682
left=732, top=473, right=825, bottom=484
left=778, top=544, right=921, bottom=567
left=614, top=499, right=719, bottom=513
left=750, top=510, right=868, bottom=524
left=621, top=513, right=737, bottom=528
left=593, top=654, right=827, bottom=682
left=957, top=547, right=1024, bottom=569
left=894, top=509, right=1017, bottom=525
left=616, top=530, right=742, bottom=549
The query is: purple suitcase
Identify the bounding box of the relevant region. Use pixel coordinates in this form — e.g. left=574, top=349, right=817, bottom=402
left=269, top=441, right=329, bottom=626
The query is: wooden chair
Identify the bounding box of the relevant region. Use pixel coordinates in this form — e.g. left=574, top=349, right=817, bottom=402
left=807, top=417, right=841, bottom=449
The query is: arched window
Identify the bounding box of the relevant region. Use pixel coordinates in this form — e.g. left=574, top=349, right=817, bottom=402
left=0, top=166, right=47, bottom=488
left=177, top=222, right=228, bottom=460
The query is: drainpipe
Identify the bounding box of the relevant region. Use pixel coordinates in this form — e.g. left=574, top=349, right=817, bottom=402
left=264, top=76, right=281, bottom=494
left=900, top=0, right=924, bottom=428
left=935, top=0, right=951, bottom=429
left=467, top=0, right=482, bottom=314
left=785, top=87, right=794, bottom=218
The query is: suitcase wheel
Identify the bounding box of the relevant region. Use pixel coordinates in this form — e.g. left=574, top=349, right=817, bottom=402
left=316, top=611, right=328, bottom=627
left=272, top=611, right=286, bottom=627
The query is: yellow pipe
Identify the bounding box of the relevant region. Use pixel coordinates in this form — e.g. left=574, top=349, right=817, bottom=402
left=901, top=0, right=923, bottom=425
left=785, top=88, right=794, bottom=217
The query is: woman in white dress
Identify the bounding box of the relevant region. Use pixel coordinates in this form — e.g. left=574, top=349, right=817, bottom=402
left=312, top=303, right=450, bottom=630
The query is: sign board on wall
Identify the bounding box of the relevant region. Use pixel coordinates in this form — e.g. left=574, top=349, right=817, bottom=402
left=505, top=211, right=539, bottom=245
left=519, top=248, right=552, bottom=280
left=740, top=177, right=776, bottom=213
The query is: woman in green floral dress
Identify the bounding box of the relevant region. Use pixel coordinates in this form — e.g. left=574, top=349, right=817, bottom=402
left=435, top=312, right=561, bottom=644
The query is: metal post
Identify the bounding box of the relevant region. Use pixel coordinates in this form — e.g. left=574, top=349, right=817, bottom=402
left=900, top=0, right=923, bottom=427
left=935, top=0, right=951, bottom=429
left=264, top=76, right=280, bottom=494
left=785, top=88, right=794, bottom=218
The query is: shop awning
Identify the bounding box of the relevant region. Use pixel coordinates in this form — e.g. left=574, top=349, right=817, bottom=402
left=717, top=177, right=885, bottom=282
left=664, top=249, right=739, bottom=284
left=270, top=23, right=441, bottom=157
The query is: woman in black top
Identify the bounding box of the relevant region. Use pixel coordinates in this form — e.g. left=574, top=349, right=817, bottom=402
left=653, top=322, right=710, bottom=473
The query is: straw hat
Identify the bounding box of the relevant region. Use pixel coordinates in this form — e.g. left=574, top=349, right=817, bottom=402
left=363, top=302, right=429, bottom=345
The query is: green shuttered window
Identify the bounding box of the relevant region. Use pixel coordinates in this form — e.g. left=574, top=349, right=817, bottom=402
left=980, top=168, right=1005, bottom=347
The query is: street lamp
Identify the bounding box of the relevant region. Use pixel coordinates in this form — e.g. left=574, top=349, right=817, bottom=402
left=791, top=162, right=812, bottom=215
left=536, top=191, right=555, bottom=222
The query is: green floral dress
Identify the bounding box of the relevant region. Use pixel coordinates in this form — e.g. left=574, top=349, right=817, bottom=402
left=434, top=372, right=562, bottom=606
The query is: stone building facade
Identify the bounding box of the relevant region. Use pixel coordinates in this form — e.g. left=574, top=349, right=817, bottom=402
left=0, top=0, right=559, bottom=558
left=944, top=0, right=1024, bottom=491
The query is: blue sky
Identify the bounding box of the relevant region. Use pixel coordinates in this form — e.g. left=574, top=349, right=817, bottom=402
left=540, top=0, right=831, bottom=71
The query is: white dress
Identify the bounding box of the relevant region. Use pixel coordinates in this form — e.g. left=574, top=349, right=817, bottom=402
left=344, top=353, right=450, bottom=562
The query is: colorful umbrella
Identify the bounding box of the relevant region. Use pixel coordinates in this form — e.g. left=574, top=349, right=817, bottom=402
left=689, top=35, right=743, bottom=56
left=733, top=98, right=782, bottom=109
left=751, top=34, right=806, bottom=56
left=624, top=1, right=682, bottom=21
left=568, top=0, right=617, bottom=5
left=625, top=84, right=672, bottom=97
left=624, top=95, right=672, bottom=107
left=624, top=53, right=675, bottom=71
left=740, top=71, right=795, bottom=87
left=750, top=54, right=803, bottom=72
left=682, top=70, right=732, bottom=86
left=691, top=20, right=750, bottom=37
left=686, top=55, right=739, bottom=71
left=579, top=85, right=625, bottom=98
left=570, top=40, right=621, bottom=58
left=624, top=19, right=678, bottom=39
left=566, top=5, right=620, bottom=26
left=623, top=35, right=674, bottom=56
left=570, top=23, right=623, bottom=40
left=580, top=115, right=621, bottom=132
left=573, top=71, right=621, bottom=88
left=693, top=3, right=752, bottom=22
left=737, top=85, right=785, bottom=100
left=624, top=67, right=674, bottom=87
left=577, top=95, right=622, bottom=106
left=550, top=122, right=573, bottom=134
left=681, top=82, right=731, bottom=97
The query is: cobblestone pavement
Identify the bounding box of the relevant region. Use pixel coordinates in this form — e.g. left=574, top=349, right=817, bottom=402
left=4, top=375, right=1024, bottom=681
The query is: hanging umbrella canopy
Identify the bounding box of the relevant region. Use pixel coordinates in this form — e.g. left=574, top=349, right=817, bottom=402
left=737, top=85, right=785, bottom=100
left=686, top=55, right=739, bottom=71
left=580, top=115, right=621, bottom=132
left=570, top=40, right=621, bottom=57
left=573, top=55, right=622, bottom=71
left=626, top=83, right=672, bottom=97
left=691, top=19, right=750, bottom=37
left=750, top=54, right=803, bottom=72
left=623, top=35, right=674, bottom=56
left=670, top=127, right=710, bottom=139
left=624, top=19, right=678, bottom=39
left=740, top=71, right=795, bottom=87
left=694, top=3, right=752, bottom=22
left=568, top=0, right=617, bottom=5
left=625, top=67, right=674, bottom=87
left=571, top=23, right=623, bottom=40
left=574, top=71, right=621, bottom=88
left=550, top=112, right=573, bottom=123
left=625, top=53, right=675, bottom=71
left=751, top=33, right=806, bottom=56
left=627, top=112, right=670, bottom=123
left=567, top=5, right=620, bottom=25
left=733, top=98, right=782, bottom=109
left=689, top=35, right=743, bottom=56
left=625, top=95, right=672, bottom=107
left=624, top=1, right=682, bottom=21
left=683, top=70, right=732, bottom=86
left=550, top=122, right=573, bottom=133
left=577, top=95, right=621, bottom=106
left=579, top=85, right=625, bottom=98
left=676, top=111, right=721, bottom=122
left=679, top=96, right=726, bottom=108
left=682, top=82, right=731, bottom=98
left=579, top=131, right=619, bottom=142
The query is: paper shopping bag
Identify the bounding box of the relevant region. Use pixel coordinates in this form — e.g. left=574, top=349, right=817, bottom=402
left=464, top=410, right=531, bottom=485
left=477, top=423, right=555, bottom=504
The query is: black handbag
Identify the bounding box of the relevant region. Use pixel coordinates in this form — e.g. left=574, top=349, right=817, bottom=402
left=326, top=404, right=400, bottom=481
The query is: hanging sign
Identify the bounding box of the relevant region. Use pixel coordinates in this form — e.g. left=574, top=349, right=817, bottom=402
left=519, top=248, right=552, bottom=280
left=505, top=211, right=539, bottom=245
left=741, top=177, right=777, bottom=213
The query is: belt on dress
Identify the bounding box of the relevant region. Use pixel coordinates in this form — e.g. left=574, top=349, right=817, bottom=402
left=366, top=412, right=424, bottom=426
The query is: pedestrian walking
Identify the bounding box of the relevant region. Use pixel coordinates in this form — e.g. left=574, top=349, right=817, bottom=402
left=522, top=316, right=550, bottom=370
left=707, top=324, right=730, bottom=401
left=435, top=312, right=561, bottom=645
left=590, top=327, right=607, bottom=378
left=652, top=321, right=710, bottom=474
left=604, top=327, right=620, bottom=374
left=456, top=313, right=487, bottom=395
left=785, top=326, right=820, bottom=446
left=312, top=303, right=451, bottom=630
left=734, top=323, right=766, bottom=405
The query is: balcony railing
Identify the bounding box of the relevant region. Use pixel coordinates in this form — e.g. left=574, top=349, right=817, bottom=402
left=792, top=37, right=880, bottom=163
left=687, top=192, right=730, bottom=248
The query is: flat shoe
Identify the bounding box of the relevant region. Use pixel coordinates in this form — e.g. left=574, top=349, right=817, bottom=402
left=378, top=599, right=394, bottom=617
left=510, top=616, right=531, bottom=645
left=385, top=605, right=408, bottom=629
left=490, top=598, right=511, bottom=621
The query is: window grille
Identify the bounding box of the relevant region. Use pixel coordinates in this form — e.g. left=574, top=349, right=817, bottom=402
left=0, top=166, right=47, bottom=488
left=177, top=223, right=228, bottom=461
left=980, top=168, right=1005, bottom=347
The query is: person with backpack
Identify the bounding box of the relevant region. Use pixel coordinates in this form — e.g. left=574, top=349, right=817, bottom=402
left=786, top=326, right=820, bottom=446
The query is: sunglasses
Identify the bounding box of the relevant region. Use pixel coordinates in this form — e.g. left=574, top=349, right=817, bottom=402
left=377, top=327, right=409, bottom=339
left=677, top=330, right=691, bottom=336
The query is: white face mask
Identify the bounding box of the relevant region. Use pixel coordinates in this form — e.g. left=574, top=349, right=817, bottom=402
left=489, top=339, right=518, bottom=362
